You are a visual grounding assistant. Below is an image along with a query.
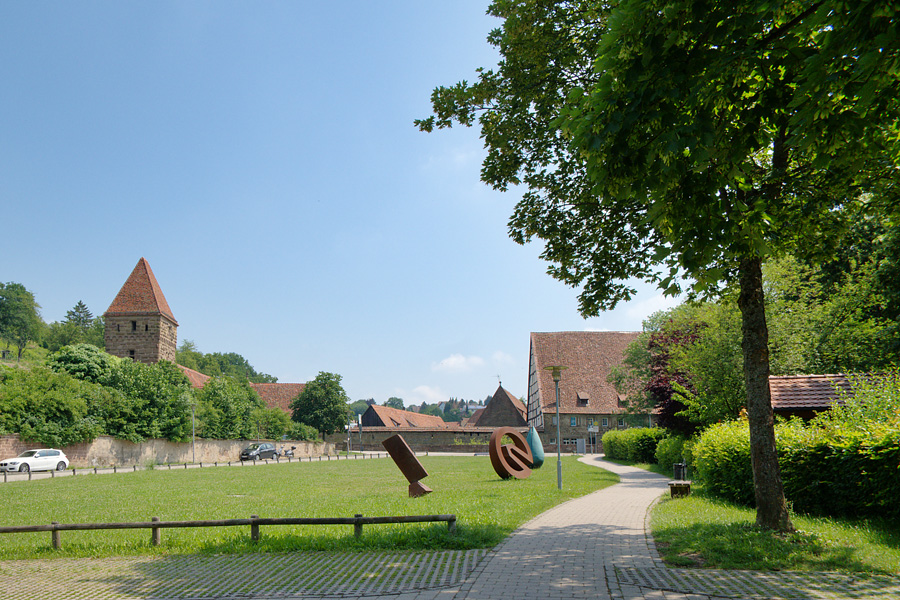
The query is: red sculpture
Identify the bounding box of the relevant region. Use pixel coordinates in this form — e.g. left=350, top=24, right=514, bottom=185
left=382, top=434, right=433, bottom=497
left=488, top=427, right=534, bottom=480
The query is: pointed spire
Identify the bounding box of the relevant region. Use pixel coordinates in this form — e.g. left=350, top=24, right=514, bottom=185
left=105, top=258, right=177, bottom=324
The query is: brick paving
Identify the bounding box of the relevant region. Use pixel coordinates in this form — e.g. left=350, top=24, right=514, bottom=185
left=2, top=456, right=898, bottom=599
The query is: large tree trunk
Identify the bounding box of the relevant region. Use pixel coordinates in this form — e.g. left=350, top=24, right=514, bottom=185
left=737, top=256, right=794, bottom=532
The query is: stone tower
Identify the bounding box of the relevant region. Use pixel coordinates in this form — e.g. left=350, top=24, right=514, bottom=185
left=104, top=258, right=178, bottom=364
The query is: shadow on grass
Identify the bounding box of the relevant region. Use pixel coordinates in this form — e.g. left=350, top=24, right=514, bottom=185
left=190, top=522, right=510, bottom=554
left=656, top=520, right=878, bottom=570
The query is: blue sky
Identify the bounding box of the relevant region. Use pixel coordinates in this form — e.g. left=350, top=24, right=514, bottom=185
left=1, top=2, right=677, bottom=406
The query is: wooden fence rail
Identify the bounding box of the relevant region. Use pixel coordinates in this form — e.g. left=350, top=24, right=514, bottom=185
left=0, top=513, right=457, bottom=549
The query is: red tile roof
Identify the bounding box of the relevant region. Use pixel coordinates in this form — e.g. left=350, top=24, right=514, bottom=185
left=176, top=365, right=303, bottom=414
left=362, top=405, right=449, bottom=428
left=251, top=383, right=305, bottom=414
left=769, top=374, right=850, bottom=411
left=105, top=258, right=178, bottom=324
left=178, top=365, right=212, bottom=389
left=530, top=331, right=641, bottom=415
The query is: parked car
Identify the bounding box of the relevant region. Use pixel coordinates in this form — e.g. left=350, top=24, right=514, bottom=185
left=240, top=442, right=277, bottom=461
left=0, top=449, right=69, bottom=473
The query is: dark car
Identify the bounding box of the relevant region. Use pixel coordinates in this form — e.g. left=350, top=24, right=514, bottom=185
left=240, top=442, right=277, bottom=461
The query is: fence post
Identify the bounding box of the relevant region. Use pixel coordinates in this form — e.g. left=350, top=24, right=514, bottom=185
left=113, top=466, right=117, bottom=474
left=354, top=514, right=363, bottom=538
left=94, top=467, right=98, bottom=474
left=151, top=517, right=161, bottom=546
left=51, top=522, right=61, bottom=549
left=250, top=515, right=260, bottom=542
left=28, top=471, right=32, bottom=481
left=448, top=516, right=457, bottom=534
left=51, top=470, right=54, bottom=478
left=133, top=465, right=137, bottom=472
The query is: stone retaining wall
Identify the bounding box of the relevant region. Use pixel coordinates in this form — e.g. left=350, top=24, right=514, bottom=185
left=0, top=434, right=334, bottom=468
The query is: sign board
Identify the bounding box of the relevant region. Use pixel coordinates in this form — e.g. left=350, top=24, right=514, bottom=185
left=587, top=425, right=599, bottom=433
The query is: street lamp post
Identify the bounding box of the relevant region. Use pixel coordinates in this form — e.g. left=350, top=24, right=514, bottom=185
left=545, top=365, right=566, bottom=490
left=190, top=403, right=196, bottom=464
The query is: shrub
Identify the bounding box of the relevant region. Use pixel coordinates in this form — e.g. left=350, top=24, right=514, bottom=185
left=601, top=427, right=666, bottom=462
left=655, top=435, right=689, bottom=476
left=691, top=420, right=755, bottom=506
left=692, top=373, right=900, bottom=519
left=0, top=366, right=105, bottom=446
left=47, top=343, right=119, bottom=384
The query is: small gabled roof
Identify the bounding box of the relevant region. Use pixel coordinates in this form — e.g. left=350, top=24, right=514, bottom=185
left=471, top=384, right=526, bottom=427
left=105, top=258, right=177, bottom=324
left=769, top=374, right=851, bottom=412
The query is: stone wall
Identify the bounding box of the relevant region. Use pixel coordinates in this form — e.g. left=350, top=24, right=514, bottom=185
left=104, top=313, right=177, bottom=364
left=0, top=434, right=334, bottom=468
left=326, top=426, right=591, bottom=455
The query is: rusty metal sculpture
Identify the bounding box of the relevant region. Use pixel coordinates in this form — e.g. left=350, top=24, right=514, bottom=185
left=488, top=427, right=534, bottom=480
left=382, top=434, right=432, bottom=497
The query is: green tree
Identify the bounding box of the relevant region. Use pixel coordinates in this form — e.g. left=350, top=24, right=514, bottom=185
left=421, top=0, right=898, bottom=530
left=195, top=376, right=265, bottom=440
left=289, top=371, right=350, bottom=436
left=103, top=360, right=192, bottom=442
left=176, top=341, right=277, bottom=383
left=383, top=396, right=404, bottom=409
left=65, top=301, right=93, bottom=330
left=48, top=343, right=120, bottom=384
left=0, top=366, right=105, bottom=447
left=347, top=399, right=371, bottom=418
left=0, top=282, right=43, bottom=360
left=42, top=302, right=105, bottom=352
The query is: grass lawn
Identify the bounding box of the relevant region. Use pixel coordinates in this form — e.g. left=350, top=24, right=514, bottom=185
left=651, top=483, right=900, bottom=574
left=0, top=455, right=617, bottom=559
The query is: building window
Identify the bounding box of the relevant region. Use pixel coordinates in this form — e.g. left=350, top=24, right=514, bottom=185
left=570, top=416, right=577, bottom=427
left=131, top=321, right=137, bottom=331
left=563, top=438, right=577, bottom=445
left=602, top=417, right=609, bottom=427
left=587, top=418, right=594, bottom=426
left=618, top=419, right=625, bottom=427
left=145, top=324, right=149, bottom=332
left=551, top=416, right=558, bottom=425
left=129, top=350, right=135, bottom=359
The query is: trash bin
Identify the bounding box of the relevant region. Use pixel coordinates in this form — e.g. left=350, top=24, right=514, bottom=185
left=673, top=462, right=686, bottom=480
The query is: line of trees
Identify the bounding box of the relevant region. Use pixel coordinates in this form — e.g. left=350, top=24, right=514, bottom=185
left=420, top=0, right=898, bottom=531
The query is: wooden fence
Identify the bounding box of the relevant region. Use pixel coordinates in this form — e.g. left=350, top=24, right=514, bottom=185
left=0, top=513, right=457, bottom=549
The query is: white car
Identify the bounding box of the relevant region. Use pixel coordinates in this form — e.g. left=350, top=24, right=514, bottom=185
left=0, top=449, right=69, bottom=473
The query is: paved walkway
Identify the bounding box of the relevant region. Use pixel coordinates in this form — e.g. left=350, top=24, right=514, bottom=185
left=1, top=456, right=898, bottom=600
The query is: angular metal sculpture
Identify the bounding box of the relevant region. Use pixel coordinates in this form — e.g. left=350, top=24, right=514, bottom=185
left=382, top=434, right=432, bottom=497
left=489, top=427, right=534, bottom=480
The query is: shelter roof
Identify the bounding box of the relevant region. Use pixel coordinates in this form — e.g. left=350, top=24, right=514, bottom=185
left=769, top=374, right=851, bottom=411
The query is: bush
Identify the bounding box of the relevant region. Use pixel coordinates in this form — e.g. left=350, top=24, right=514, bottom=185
left=47, top=343, right=119, bottom=384
left=691, top=420, right=755, bottom=506
left=0, top=366, right=106, bottom=446
left=601, top=427, right=666, bottom=462
left=692, top=373, right=900, bottom=518
left=654, top=435, right=689, bottom=476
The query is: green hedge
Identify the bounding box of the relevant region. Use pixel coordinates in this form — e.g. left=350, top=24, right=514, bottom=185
left=692, top=419, right=900, bottom=518
left=602, top=427, right=667, bottom=462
